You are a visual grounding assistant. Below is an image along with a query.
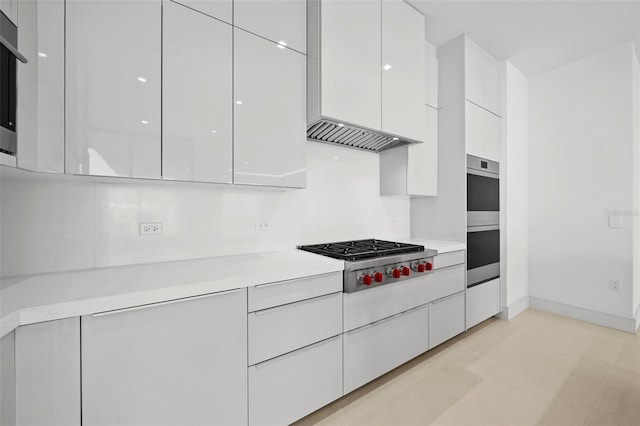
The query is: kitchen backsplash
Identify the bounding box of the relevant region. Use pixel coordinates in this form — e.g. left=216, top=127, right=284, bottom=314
left=1, top=142, right=410, bottom=277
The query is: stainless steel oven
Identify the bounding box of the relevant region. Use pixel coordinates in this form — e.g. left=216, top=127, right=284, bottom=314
left=0, top=10, right=28, bottom=156
left=466, top=155, right=499, bottom=288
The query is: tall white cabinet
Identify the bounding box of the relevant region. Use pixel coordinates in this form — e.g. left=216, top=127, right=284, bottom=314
left=81, top=289, right=247, bottom=426
left=233, top=28, right=306, bottom=188
left=162, top=0, right=232, bottom=184
left=65, top=0, right=162, bottom=178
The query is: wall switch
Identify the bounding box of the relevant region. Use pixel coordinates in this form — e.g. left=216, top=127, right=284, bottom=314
left=609, top=279, right=621, bottom=292
left=609, top=215, right=622, bottom=228
left=139, top=222, right=163, bottom=235
left=255, top=221, right=271, bottom=231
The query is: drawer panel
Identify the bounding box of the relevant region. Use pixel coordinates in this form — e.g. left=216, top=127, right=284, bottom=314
left=433, top=250, right=465, bottom=269
left=425, top=264, right=465, bottom=303
left=249, top=292, right=342, bottom=365
left=466, top=278, right=501, bottom=329
left=429, top=291, right=465, bottom=349
left=249, top=335, right=343, bottom=426
left=343, top=304, right=429, bottom=394
left=343, top=277, right=429, bottom=332
left=248, top=272, right=342, bottom=312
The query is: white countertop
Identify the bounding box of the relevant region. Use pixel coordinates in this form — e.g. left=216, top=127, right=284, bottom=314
left=0, top=240, right=464, bottom=338
left=0, top=250, right=344, bottom=338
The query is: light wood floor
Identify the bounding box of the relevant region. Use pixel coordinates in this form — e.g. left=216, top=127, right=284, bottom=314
left=295, top=309, right=640, bottom=426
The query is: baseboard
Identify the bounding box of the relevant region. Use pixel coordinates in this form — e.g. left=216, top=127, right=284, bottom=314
left=498, top=295, right=529, bottom=320
left=529, top=297, right=637, bottom=334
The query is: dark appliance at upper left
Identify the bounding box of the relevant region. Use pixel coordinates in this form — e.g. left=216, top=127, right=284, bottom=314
left=0, top=10, right=28, bottom=156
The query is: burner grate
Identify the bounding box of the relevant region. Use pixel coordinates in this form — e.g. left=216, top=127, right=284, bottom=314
left=298, top=239, right=424, bottom=261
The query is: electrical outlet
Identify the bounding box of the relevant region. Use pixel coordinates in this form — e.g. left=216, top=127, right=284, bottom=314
left=139, top=222, right=163, bottom=235
left=609, top=279, right=621, bottom=292
left=255, top=221, right=271, bottom=231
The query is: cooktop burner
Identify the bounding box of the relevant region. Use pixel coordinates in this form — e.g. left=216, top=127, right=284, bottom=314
left=298, top=239, right=424, bottom=261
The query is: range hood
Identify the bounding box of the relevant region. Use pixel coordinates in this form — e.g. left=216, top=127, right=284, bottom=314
left=306, top=0, right=426, bottom=153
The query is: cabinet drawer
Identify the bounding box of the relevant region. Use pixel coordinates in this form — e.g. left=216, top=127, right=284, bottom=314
left=466, top=278, right=501, bottom=329
left=249, top=335, right=343, bottom=426
left=343, top=277, right=429, bottom=332
left=433, top=250, right=465, bottom=269
left=248, top=272, right=342, bottom=312
left=425, top=264, right=465, bottom=302
left=249, top=292, right=342, bottom=365
left=429, top=291, right=465, bottom=349
left=344, top=304, right=429, bottom=394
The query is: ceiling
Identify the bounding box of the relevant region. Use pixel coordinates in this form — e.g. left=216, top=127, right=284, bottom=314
left=408, top=0, right=640, bottom=76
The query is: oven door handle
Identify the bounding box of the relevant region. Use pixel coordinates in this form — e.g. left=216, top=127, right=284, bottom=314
left=467, top=224, right=499, bottom=232
left=0, top=34, right=28, bottom=63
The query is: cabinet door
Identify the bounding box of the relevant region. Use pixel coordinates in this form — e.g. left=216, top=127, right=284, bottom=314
left=82, top=289, right=247, bottom=426
left=249, top=335, right=342, bottom=426
left=381, top=0, right=425, bottom=142
left=170, top=0, right=231, bottom=23
left=17, top=0, right=64, bottom=173
left=15, top=318, right=81, bottom=426
left=483, top=56, right=501, bottom=116
left=319, top=0, right=380, bottom=130
left=466, top=278, right=501, bottom=329
left=234, top=28, right=306, bottom=188
left=407, top=105, right=438, bottom=196
left=234, top=0, right=306, bottom=54
left=163, top=0, right=232, bottom=183
left=1, top=331, right=15, bottom=426
left=0, top=0, right=17, bottom=24
left=483, top=109, right=501, bottom=161
left=66, top=0, right=161, bottom=178
left=465, top=38, right=485, bottom=108
left=425, top=54, right=438, bottom=108
left=465, top=101, right=484, bottom=158
left=344, top=304, right=429, bottom=394
left=429, top=291, right=465, bottom=349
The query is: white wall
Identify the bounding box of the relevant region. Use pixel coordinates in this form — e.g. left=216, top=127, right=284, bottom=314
left=0, top=142, right=410, bottom=277
left=500, top=61, right=529, bottom=318
left=633, top=45, right=640, bottom=328
left=529, top=43, right=636, bottom=327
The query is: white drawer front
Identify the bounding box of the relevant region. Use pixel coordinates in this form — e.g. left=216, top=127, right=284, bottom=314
left=429, top=291, right=465, bottom=349
left=343, top=278, right=429, bottom=332
left=425, top=264, right=465, bottom=303
left=249, top=335, right=343, bottom=426
left=249, top=292, right=342, bottom=365
left=434, top=250, right=465, bottom=269
left=466, top=278, right=501, bottom=329
left=248, top=272, right=342, bottom=312
left=344, top=304, right=429, bottom=395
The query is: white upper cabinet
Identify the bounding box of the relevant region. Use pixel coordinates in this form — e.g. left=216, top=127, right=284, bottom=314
left=17, top=0, right=64, bottom=173
left=162, top=0, right=232, bottom=183
left=170, top=0, right=231, bottom=24
left=465, top=37, right=501, bottom=116
left=465, top=100, right=500, bottom=161
left=234, top=0, right=306, bottom=54
left=314, top=0, right=381, bottom=130
left=233, top=28, right=306, bottom=188
left=381, top=0, right=425, bottom=142
left=66, top=0, right=161, bottom=178
left=0, top=0, right=17, bottom=24
left=425, top=42, right=438, bottom=108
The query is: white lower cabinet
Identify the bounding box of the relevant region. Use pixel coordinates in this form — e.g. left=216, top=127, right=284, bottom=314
left=343, top=304, right=429, bottom=394
left=429, top=291, right=466, bottom=349
left=248, top=292, right=342, bottom=365
left=249, top=335, right=343, bottom=426
left=425, top=264, right=465, bottom=302
left=466, top=278, right=501, bottom=329
left=81, top=289, right=247, bottom=426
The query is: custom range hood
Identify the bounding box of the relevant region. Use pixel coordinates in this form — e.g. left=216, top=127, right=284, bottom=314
left=306, top=0, right=426, bottom=153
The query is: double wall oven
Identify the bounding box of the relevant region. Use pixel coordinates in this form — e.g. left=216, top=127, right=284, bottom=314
left=466, top=155, right=501, bottom=327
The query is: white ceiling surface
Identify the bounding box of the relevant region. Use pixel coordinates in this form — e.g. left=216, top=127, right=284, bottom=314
left=409, top=1, right=640, bottom=76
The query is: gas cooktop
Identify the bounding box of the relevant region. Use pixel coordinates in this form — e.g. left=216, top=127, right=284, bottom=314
left=297, top=239, right=425, bottom=262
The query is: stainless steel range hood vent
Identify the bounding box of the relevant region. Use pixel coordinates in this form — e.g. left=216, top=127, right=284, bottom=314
left=307, top=119, right=417, bottom=153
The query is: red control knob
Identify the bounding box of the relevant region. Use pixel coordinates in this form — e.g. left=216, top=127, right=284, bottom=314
left=360, top=274, right=372, bottom=285
left=402, top=266, right=410, bottom=276
left=425, top=262, right=433, bottom=271
left=373, top=272, right=383, bottom=282
left=416, top=263, right=426, bottom=273
left=392, top=268, right=401, bottom=279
